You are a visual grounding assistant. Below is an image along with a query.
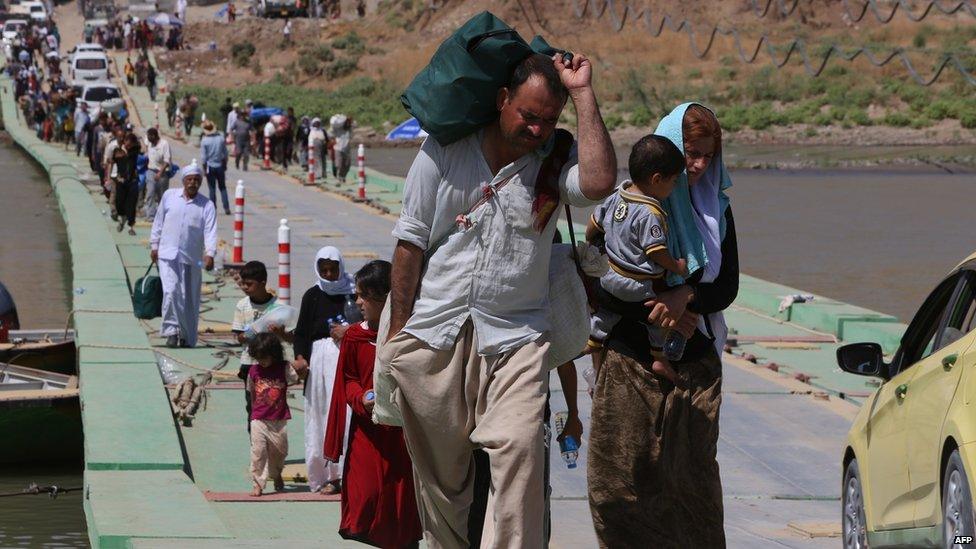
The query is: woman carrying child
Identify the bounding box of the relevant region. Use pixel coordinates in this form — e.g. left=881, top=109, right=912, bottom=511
left=324, top=260, right=422, bottom=548
left=246, top=333, right=300, bottom=497
left=292, top=246, right=355, bottom=495
left=587, top=103, right=739, bottom=547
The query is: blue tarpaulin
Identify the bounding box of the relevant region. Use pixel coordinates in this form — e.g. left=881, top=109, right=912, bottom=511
left=249, top=107, right=283, bottom=125
left=385, top=117, right=428, bottom=141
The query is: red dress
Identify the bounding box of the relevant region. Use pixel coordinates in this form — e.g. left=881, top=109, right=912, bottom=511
left=324, top=323, right=421, bottom=548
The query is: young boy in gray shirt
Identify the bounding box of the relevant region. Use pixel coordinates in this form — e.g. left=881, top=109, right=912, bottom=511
left=585, top=134, right=688, bottom=381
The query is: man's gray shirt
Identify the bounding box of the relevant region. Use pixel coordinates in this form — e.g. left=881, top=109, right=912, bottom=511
left=393, top=131, right=598, bottom=355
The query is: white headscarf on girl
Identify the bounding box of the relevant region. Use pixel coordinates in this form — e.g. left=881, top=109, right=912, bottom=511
left=314, top=246, right=355, bottom=295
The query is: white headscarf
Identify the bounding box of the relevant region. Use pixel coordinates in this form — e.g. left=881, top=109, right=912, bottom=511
left=179, top=161, right=202, bottom=180
left=315, top=246, right=355, bottom=295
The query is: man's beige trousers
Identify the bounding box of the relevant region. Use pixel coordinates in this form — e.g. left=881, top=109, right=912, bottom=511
left=386, top=321, right=549, bottom=549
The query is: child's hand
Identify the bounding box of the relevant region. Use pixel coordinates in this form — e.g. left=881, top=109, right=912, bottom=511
left=330, top=323, right=350, bottom=343
left=268, top=324, right=285, bottom=338
left=236, top=332, right=247, bottom=344
left=676, top=258, right=689, bottom=277
left=291, top=357, right=309, bottom=378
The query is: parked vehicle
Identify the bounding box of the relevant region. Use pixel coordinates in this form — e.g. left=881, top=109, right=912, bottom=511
left=255, top=0, right=307, bottom=18
left=839, top=250, right=976, bottom=548
left=1, top=18, right=28, bottom=43
left=77, top=82, right=122, bottom=113
left=67, top=42, right=105, bottom=63
left=69, top=51, right=110, bottom=86
left=23, top=1, right=47, bottom=22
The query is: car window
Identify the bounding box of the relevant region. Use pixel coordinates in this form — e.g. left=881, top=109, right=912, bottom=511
left=84, top=87, right=119, bottom=102
left=895, top=272, right=962, bottom=373
left=950, top=271, right=976, bottom=335
left=75, top=58, right=106, bottom=70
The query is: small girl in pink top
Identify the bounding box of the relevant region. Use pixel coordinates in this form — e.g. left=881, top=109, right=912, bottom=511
left=247, top=333, right=300, bottom=496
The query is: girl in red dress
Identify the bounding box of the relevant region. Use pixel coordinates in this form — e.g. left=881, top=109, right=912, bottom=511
left=324, top=260, right=421, bottom=548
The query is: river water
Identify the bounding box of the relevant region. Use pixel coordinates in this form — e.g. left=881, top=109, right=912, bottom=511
left=0, top=141, right=87, bottom=547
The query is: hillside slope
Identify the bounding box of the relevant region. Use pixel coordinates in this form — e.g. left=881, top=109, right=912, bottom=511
left=160, top=0, right=976, bottom=145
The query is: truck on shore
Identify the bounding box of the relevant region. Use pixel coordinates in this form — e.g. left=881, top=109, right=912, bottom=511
left=254, top=0, right=307, bottom=18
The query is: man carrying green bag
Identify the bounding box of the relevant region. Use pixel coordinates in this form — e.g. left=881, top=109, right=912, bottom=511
left=385, top=11, right=618, bottom=548
left=401, top=11, right=564, bottom=146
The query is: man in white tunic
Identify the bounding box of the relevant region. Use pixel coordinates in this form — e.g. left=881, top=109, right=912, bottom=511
left=150, top=163, right=218, bottom=348
left=384, top=53, right=617, bottom=547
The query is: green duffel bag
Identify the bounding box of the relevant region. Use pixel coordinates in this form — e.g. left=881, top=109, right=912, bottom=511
left=132, top=262, right=163, bottom=319
left=400, top=11, right=562, bottom=146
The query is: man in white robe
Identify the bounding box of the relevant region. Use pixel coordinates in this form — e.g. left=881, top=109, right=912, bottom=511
left=150, top=162, right=218, bottom=348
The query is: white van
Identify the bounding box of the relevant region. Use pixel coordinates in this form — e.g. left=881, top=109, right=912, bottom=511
left=69, top=51, right=110, bottom=86
left=67, top=43, right=105, bottom=63
left=27, top=4, right=48, bottom=22
left=78, top=83, right=122, bottom=113
left=1, top=19, right=29, bottom=43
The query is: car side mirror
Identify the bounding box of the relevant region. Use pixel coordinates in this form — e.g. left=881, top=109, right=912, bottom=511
left=837, top=342, right=887, bottom=379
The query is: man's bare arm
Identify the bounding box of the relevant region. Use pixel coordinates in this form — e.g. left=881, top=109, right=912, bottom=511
left=387, top=240, right=424, bottom=342
left=555, top=53, right=617, bottom=201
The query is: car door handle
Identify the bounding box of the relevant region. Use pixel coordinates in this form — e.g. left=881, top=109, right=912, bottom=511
left=896, top=384, right=909, bottom=399
left=943, top=353, right=958, bottom=370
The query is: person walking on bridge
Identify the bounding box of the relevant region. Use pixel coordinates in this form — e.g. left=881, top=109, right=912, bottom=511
left=150, top=163, right=218, bottom=348
left=143, top=128, right=172, bottom=220
left=383, top=53, right=617, bottom=547
left=200, top=120, right=231, bottom=214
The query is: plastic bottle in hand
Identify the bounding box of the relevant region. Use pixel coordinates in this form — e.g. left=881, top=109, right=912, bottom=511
left=583, top=367, right=597, bottom=395
left=664, top=330, right=686, bottom=361
left=553, top=411, right=579, bottom=469
left=343, top=294, right=362, bottom=324
left=214, top=247, right=225, bottom=271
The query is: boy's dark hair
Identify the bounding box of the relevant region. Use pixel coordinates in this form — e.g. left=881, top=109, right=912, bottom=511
left=629, top=134, right=685, bottom=184
left=354, top=260, right=392, bottom=301
left=247, top=332, right=284, bottom=364
left=239, top=260, right=267, bottom=283
left=509, top=53, right=567, bottom=105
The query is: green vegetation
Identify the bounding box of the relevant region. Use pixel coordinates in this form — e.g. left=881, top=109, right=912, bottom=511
left=603, top=58, right=976, bottom=133
left=231, top=41, right=256, bottom=68
left=293, top=35, right=364, bottom=79
left=183, top=78, right=404, bottom=129
left=332, top=32, right=365, bottom=55
left=379, top=0, right=427, bottom=31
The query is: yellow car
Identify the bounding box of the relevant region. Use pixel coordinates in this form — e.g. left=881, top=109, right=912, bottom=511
left=839, top=251, right=976, bottom=548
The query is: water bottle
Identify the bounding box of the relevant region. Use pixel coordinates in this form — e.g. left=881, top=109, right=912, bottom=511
left=343, top=294, right=362, bottom=323
left=664, top=330, right=686, bottom=361
left=553, top=411, right=579, bottom=469
left=582, top=367, right=596, bottom=395
left=214, top=247, right=225, bottom=271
